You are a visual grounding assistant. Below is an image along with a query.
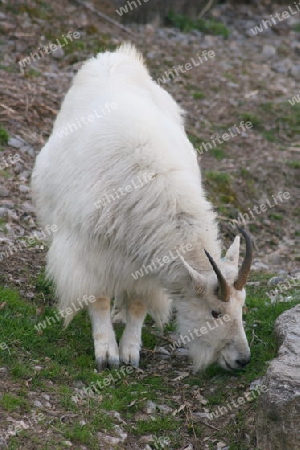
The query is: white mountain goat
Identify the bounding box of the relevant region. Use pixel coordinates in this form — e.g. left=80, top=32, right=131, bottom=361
left=31, top=43, right=253, bottom=372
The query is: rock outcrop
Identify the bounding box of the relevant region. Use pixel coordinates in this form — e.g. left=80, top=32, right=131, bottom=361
left=256, top=304, right=300, bottom=450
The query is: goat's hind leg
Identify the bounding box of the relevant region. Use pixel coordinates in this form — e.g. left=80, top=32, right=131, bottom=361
left=89, top=297, right=119, bottom=371
left=119, top=295, right=147, bottom=368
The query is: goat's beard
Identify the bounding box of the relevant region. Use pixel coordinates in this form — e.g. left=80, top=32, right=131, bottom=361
left=188, top=340, right=219, bottom=372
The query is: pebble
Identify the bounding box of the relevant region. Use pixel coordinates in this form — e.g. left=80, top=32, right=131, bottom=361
left=291, top=64, right=300, bottom=79
left=0, top=437, right=7, bottom=449
left=8, top=137, right=23, bottom=148
left=174, top=348, right=189, bottom=359
left=262, top=44, right=276, bottom=59
left=0, top=187, right=9, bottom=197
left=12, top=163, right=22, bottom=174
left=0, top=207, right=9, bottom=217
left=272, top=60, right=291, bottom=74
left=20, top=145, right=35, bottom=157
left=157, top=404, right=173, bottom=414
left=22, top=202, right=36, bottom=213
left=268, top=276, right=285, bottom=286
left=216, top=443, right=228, bottom=450
left=33, top=400, right=43, bottom=408
left=52, top=46, right=65, bottom=59
left=140, top=436, right=154, bottom=444
left=19, top=184, right=30, bottom=193
left=113, top=425, right=127, bottom=442
left=154, top=346, right=170, bottom=356
left=144, top=400, right=156, bottom=414
left=97, top=433, right=121, bottom=446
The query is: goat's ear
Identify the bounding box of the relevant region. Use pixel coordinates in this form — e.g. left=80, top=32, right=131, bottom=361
left=179, top=255, right=207, bottom=295
left=225, top=236, right=240, bottom=266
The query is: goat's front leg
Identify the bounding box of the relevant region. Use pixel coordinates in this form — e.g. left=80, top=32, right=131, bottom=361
left=119, top=299, right=147, bottom=367
left=89, top=297, right=119, bottom=371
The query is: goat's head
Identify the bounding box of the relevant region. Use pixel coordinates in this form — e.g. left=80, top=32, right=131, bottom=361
left=179, top=228, right=253, bottom=372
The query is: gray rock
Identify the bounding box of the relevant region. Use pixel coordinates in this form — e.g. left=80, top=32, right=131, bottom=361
left=256, top=305, right=300, bottom=450
left=0, top=437, right=7, bottom=449
left=291, top=64, right=300, bottom=79
left=0, top=187, right=9, bottom=197
left=20, top=145, right=35, bottom=157
left=262, top=44, right=276, bottom=60
left=33, top=399, right=43, bottom=408
left=267, top=276, right=286, bottom=287
left=157, top=404, right=173, bottom=414
left=8, top=137, right=24, bottom=148
left=272, top=60, right=291, bottom=74
left=0, top=207, right=9, bottom=217
left=19, top=184, right=30, bottom=193
left=155, top=346, right=170, bottom=356
left=22, top=202, right=35, bottom=213
left=52, top=46, right=65, bottom=59
left=144, top=400, right=156, bottom=414
left=174, top=347, right=189, bottom=359
left=113, top=425, right=127, bottom=442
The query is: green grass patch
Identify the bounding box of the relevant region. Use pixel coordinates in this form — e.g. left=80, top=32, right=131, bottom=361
left=166, top=11, right=230, bottom=37
left=0, top=271, right=299, bottom=449
left=286, top=160, right=300, bottom=169
left=0, top=125, right=9, bottom=146
left=239, top=112, right=261, bottom=128
left=192, top=91, right=205, bottom=100
left=293, top=23, right=300, bottom=32
left=0, top=393, right=29, bottom=412
left=210, top=148, right=227, bottom=160
left=205, top=170, right=238, bottom=207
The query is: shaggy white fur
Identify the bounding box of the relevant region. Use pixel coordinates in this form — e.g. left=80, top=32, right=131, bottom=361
left=31, top=43, right=251, bottom=371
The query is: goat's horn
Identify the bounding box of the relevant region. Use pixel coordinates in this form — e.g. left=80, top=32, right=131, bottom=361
left=204, top=250, right=230, bottom=302
left=234, top=227, right=253, bottom=291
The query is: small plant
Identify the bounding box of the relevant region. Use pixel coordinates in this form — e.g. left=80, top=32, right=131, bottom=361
left=192, top=91, right=205, bottom=100
left=286, top=160, right=300, bottom=169
left=0, top=126, right=9, bottom=146
left=210, top=148, right=227, bottom=160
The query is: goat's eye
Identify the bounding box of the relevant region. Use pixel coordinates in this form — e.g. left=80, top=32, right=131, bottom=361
left=212, top=310, right=222, bottom=319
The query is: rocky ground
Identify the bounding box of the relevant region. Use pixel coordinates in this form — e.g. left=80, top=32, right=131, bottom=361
left=0, top=1, right=300, bottom=449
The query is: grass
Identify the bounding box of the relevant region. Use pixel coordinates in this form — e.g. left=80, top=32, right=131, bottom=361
left=192, top=91, right=205, bottom=100
left=210, top=148, right=227, bottom=160
left=286, top=160, right=300, bottom=169
left=0, top=125, right=9, bottom=146
left=293, top=23, right=300, bottom=32
left=205, top=170, right=239, bottom=207
left=166, top=11, right=230, bottom=38
left=0, top=272, right=299, bottom=448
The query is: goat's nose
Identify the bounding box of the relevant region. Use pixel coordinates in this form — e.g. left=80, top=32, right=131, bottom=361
left=236, top=356, right=251, bottom=368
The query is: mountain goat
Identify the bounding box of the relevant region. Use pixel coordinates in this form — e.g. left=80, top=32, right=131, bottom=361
left=31, top=43, right=253, bottom=372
